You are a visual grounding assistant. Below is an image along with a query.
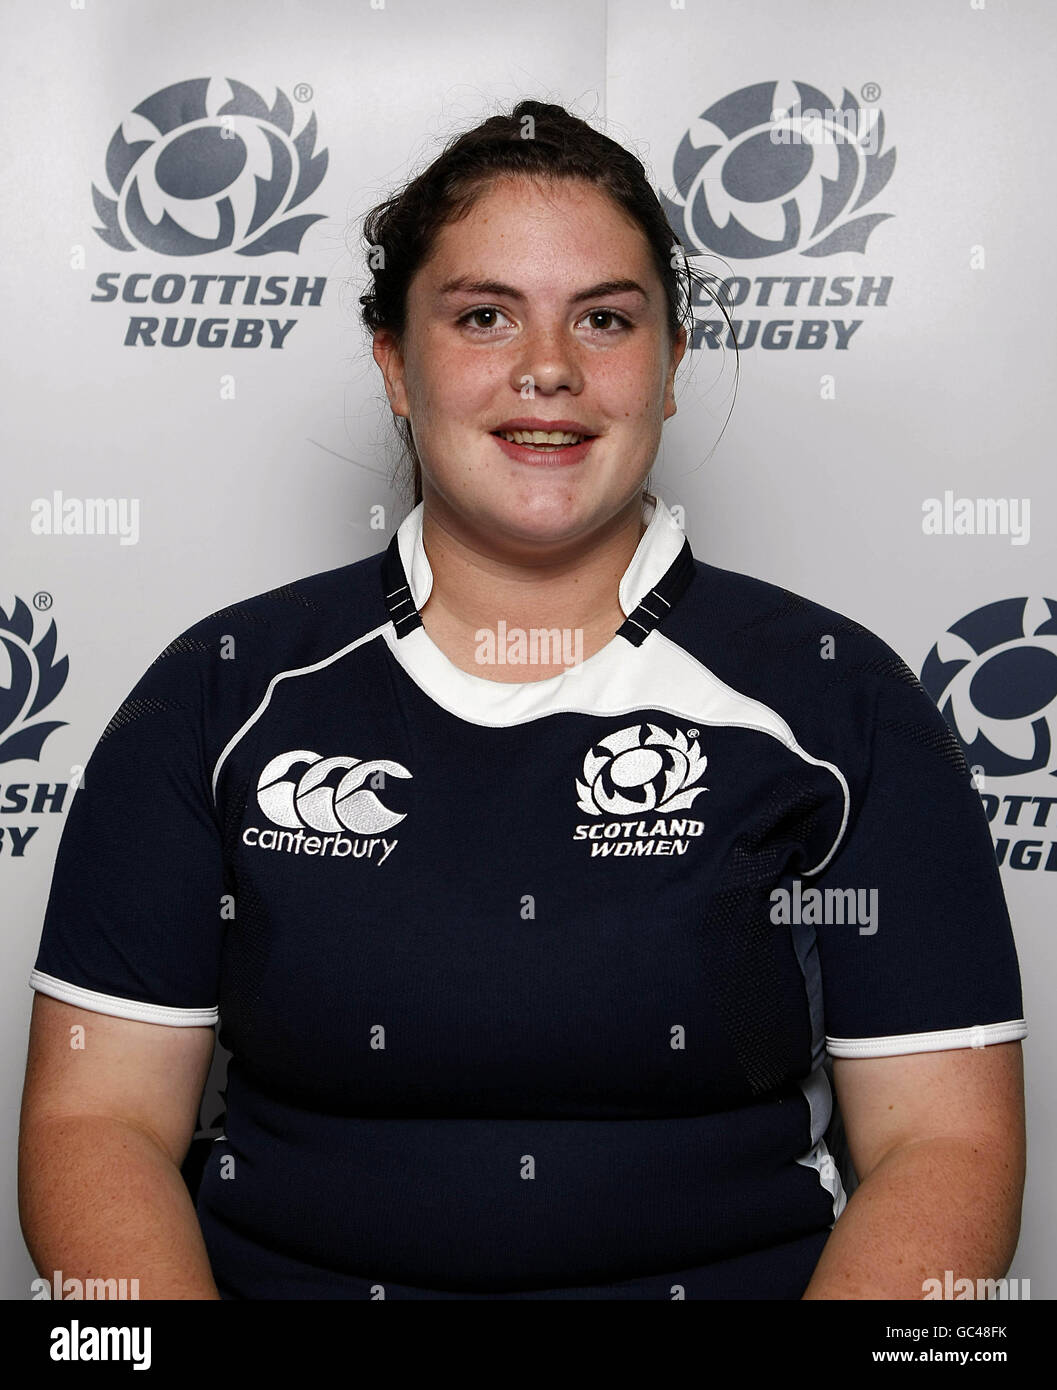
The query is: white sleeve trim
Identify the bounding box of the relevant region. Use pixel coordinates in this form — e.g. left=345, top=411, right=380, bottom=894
left=29, top=970, right=218, bottom=1028
left=826, top=1019, right=1027, bottom=1058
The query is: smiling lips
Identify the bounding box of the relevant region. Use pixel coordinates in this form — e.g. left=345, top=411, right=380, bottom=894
left=490, top=432, right=597, bottom=465
left=496, top=428, right=585, bottom=449
left=490, top=420, right=598, bottom=462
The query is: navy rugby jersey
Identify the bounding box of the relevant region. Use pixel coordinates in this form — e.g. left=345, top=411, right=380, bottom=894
left=30, top=495, right=1027, bottom=1299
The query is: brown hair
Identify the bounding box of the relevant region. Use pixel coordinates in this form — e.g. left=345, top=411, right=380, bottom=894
left=358, top=99, right=732, bottom=507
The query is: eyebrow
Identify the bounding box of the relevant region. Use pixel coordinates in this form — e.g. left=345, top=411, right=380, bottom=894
left=435, top=276, right=649, bottom=305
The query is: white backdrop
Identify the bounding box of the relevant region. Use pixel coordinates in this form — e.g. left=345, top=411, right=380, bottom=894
left=3, top=0, right=1053, bottom=1299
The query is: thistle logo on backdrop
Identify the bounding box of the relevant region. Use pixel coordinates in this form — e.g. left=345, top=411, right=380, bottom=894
left=89, top=77, right=329, bottom=348
left=660, top=80, right=897, bottom=351
left=0, top=597, right=72, bottom=859
left=921, top=598, right=1057, bottom=875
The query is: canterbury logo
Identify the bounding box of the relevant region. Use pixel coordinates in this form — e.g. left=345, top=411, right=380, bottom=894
left=576, top=723, right=707, bottom=816
left=256, top=749, right=411, bottom=835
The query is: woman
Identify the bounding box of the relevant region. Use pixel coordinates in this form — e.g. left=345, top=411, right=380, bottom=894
left=19, top=100, right=1026, bottom=1300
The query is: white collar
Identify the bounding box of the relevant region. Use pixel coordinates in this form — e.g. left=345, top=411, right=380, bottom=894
left=394, top=492, right=686, bottom=620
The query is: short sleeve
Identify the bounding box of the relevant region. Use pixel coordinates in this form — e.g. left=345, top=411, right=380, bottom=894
left=810, top=663, right=1027, bottom=1058
left=29, top=644, right=225, bottom=1027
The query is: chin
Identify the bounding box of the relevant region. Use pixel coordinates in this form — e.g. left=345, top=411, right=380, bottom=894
left=488, top=495, right=626, bottom=551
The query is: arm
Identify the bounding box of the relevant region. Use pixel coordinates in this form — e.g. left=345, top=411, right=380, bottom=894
left=802, top=1041, right=1025, bottom=1299
left=18, top=993, right=222, bottom=1300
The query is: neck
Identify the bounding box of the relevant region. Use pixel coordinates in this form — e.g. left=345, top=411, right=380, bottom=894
left=415, top=492, right=650, bottom=680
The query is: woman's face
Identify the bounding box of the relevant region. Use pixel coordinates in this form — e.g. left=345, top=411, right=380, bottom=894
left=374, top=175, right=686, bottom=549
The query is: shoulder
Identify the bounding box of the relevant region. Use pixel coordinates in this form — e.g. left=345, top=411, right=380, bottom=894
left=97, top=544, right=392, bottom=761
left=668, top=557, right=969, bottom=787
left=680, top=557, right=893, bottom=657
left=163, top=544, right=388, bottom=670
left=676, top=557, right=924, bottom=687
left=175, top=547, right=389, bottom=652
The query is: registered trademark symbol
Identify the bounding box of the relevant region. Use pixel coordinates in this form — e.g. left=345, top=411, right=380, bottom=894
left=860, top=82, right=881, bottom=102
left=293, top=83, right=313, bottom=102
left=687, top=728, right=698, bottom=738
left=33, top=591, right=52, bottom=611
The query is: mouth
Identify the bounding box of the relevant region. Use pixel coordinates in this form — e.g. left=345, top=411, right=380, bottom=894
left=490, top=428, right=596, bottom=456
left=493, top=428, right=593, bottom=449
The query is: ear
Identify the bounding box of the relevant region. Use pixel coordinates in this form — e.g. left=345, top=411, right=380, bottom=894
left=662, top=325, right=688, bottom=422
left=372, top=330, right=410, bottom=420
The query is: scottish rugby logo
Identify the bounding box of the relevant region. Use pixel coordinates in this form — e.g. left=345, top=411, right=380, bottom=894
left=922, top=597, right=1057, bottom=876
left=920, top=598, right=1057, bottom=780
left=92, top=77, right=328, bottom=256
left=0, top=597, right=69, bottom=764
left=660, top=79, right=896, bottom=261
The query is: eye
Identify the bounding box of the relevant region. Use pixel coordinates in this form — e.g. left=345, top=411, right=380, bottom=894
left=579, top=309, right=632, bottom=334
left=457, top=306, right=513, bottom=333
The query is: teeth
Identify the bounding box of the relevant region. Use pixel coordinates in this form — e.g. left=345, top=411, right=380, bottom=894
left=497, top=429, right=585, bottom=446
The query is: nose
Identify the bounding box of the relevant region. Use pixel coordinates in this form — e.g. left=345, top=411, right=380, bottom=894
left=509, top=322, right=585, bottom=396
